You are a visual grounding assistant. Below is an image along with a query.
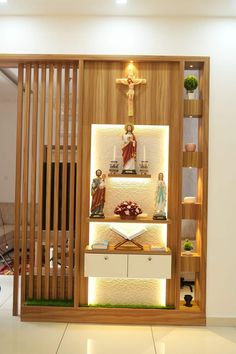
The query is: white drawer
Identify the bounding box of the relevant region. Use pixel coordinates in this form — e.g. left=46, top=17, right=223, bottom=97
left=84, top=253, right=127, bottom=278
left=128, top=254, right=171, bottom=279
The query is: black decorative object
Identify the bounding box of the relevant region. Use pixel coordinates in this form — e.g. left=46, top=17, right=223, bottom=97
left=184, top=294, right=193, bottom=307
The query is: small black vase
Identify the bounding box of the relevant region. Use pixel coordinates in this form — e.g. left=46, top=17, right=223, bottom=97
left=184, top=294, right=193, bottom=307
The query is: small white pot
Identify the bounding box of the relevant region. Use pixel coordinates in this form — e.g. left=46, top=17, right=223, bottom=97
left=187, top=91, right=195, bottom=100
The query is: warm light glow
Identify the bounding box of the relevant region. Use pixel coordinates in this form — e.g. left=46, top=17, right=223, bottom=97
left=160, top=279, right=167, bottom=306
left=189, top=65, right=194, bottom=68
left=88, top=277, right=96, bottom=305
left=116, top=0, right=127, bottom=4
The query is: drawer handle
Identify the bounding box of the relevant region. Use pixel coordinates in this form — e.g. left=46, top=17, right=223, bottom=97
left=104, top=256, right=109, bottom=260
left=148, top=257, right=152, bottom=261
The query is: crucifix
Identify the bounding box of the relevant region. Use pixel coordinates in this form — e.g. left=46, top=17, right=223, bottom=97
left=116, top=70, right=146, bottom=117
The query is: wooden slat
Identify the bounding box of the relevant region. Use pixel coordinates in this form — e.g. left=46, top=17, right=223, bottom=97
left=28, top=64, right=39, bottom=299
left=60, top=65, right=70, bottom=299
left=68, top=64, right=77, bottom=299
left=52, top=64, right=62, bottom=299
left=13, top=64, right=24, bottom=315
left=44, top=64, right=54, bottom=299
left=166, top=61, right=184, bottom=309
left=195, top=59, right=209, bottom=313
left=21, top=64, right=31, bottom=304
left=36, top=64, right=46, bottom=299
left=74, top=60, right=84, bottom=307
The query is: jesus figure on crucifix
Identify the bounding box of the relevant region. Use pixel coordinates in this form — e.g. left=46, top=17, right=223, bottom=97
left=116, top=73, right=146, bottom=116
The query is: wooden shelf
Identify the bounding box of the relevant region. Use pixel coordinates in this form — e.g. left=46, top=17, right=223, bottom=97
left=108, top=174, right=151, bottom=178
left=179, top=300, right=201, bottom=312
left=181, top=253, right=200, bottom=272
left=183, top=152, right=202, bottom=168
left=85, top=245, right=171, bottom=255
left=182, top=202, right=201, bottom=219
left=87, top=215, right=172, bottom=224
left=184, top=99, right=203, bottom=118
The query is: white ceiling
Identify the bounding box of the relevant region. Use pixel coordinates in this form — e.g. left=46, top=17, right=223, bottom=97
left=0, top=0, right=236, bottom=17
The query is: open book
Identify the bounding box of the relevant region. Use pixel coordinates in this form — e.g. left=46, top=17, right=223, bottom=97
left=110, top=225, right=147, bottom=240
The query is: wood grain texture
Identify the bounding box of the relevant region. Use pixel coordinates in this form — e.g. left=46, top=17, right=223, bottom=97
left=166, top=61, right=184, bottom=308
left=74, top=60, right=84, bottom=307
left=183, top=152, right=202, bottom=168
left=60, top=65, right=70, bottom=299
left=52, top=64, right=62, bottom=299
left=184, top=99, right=203, bottom=117
left=21, top=305, right=206, bottom=326
left=68, top=64, right=78, bottom=299
left=182, top=202, right=202, bottom=219
left=181, top=254, right=200, bottom=272
left=28, top=64, right=39, bottom=299
left=21, top=64, right=31, bottom=304
left=0, top=54, right=209, bottom=67
left=195, top=58, right=209, bottom=313
left=44, top=65, right=54, bottom=299
left=36, top=64, right=46, bottom=299
left=13, top=64, right=24, bottom=316
left=83, top=61, right=181, bottom=125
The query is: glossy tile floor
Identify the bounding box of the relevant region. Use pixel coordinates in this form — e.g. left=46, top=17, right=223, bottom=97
left=0, top=276, right=236, bottom=354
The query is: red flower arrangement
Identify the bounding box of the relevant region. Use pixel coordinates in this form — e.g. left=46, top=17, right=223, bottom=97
left=114, top=201, right=142, bottom=220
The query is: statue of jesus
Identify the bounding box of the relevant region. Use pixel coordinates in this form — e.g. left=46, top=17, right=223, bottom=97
left=116, top=73, right=146, bottom=116
left=122, top=123, right=137, bottom=174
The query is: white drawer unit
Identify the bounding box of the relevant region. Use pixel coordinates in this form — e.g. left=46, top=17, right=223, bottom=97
left=84, top=253, right=171, bottom=279
left=128, top=254, right=171, bottom=279
left=84, top=253, right=127, bottom=278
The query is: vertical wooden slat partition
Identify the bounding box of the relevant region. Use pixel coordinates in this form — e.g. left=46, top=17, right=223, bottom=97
left=52, top=64, right=61, bottom=299
left=14, top=61, right=81, bottom=311
left=13, top=64, right=24, bottom=315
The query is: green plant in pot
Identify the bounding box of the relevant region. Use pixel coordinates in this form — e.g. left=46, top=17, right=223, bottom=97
left=184, top=75, right=198, bottom=99
left=183, top=239, right=193, bottom=253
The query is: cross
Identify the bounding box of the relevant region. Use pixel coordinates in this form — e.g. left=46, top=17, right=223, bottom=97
left=116, top=71, right=146, bottom=117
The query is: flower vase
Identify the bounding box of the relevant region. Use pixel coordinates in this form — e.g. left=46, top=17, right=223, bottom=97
left=120, top=215, right=137, bottom=220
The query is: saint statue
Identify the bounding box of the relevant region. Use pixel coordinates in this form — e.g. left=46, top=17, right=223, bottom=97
left=153, top=172, right=167, bottom=220
left=122, top=123, right=137, bottom=174
left=90, top=169, right=106, bottom=218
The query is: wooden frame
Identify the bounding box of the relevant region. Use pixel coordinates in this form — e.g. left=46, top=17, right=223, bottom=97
left=6, top=54, right=208, bottom=325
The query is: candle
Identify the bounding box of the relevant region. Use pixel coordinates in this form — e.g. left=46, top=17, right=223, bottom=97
left=143, top=145, right=146, bottom=161
left=113, top=145, right=116, bottom=161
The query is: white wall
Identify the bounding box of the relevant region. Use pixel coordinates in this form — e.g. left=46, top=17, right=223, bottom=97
left=0, top=16, right=236, bottom=319
left=0, top=101, right=17, bottom=202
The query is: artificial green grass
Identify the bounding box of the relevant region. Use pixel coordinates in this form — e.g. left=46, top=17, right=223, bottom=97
left=25, top=299, right=73, bottom=307
left=86, top=303, right=175, bottom=309
left=25, top=299, right=175, bottom=309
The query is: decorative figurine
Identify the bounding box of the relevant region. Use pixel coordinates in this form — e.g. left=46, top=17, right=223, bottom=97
left=90, top=169, right=106, bottom=218
left=116, top=70, right=146, bottom=117
left=122, top=123, right=137, bottom=174
left=184, top=294, right=193, bottom=307
left=153, top=172, right=167, bottom=220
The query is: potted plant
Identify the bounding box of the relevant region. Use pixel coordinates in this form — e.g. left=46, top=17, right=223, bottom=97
left=114, top=201, right=142, bottom=220
left=184, top=75, right=198, bottom=99
left=183, top=238, right=194, bottom=253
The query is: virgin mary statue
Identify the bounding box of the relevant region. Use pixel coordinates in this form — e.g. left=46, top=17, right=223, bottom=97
left=122, top=123, right=137, bottom=174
